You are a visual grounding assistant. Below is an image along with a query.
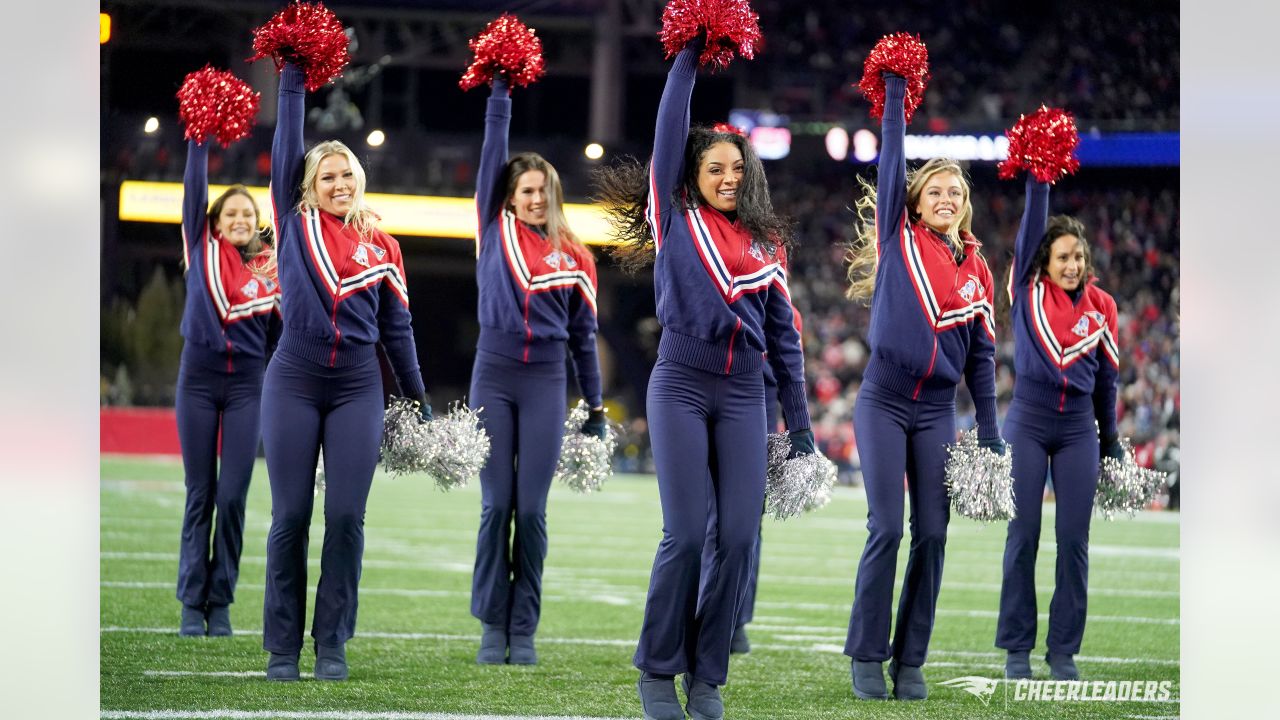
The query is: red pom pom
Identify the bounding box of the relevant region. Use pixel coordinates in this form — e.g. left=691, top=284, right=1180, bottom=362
left=176, top=65, right=261, bottom=148
left=659, top=0, right=762, bottom=71
left=459, top=14, right=546, bottom=92
left=711, top=121, right=746, bottom=137
left=248, top=1, right=350, bottom=92
left=857, top=32, right=930, bottom=123
left=997, top=106, right=1081, bottom=183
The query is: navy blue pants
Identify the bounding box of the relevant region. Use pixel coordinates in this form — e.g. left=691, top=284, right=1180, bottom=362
left=845, top=380, right=955, bottom=666
left=635, top=359, right=766, bottom=686
left=468, top=351, right=567, bottom=637
left=699, top=388, right=776, bottom=627
left=175, top=351, right=264, bottom=609
left=260, top=350, right=383, bottom=653
left=996, top=400, right=1099, bottom=655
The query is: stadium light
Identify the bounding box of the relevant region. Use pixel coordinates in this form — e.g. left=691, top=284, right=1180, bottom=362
left=825, top=127, right=849, bottom=161
left=144, top=117, right=159, bottom=134
left=100, top=13, right=111, bottom=44
left=584, top=143, right=604, bottom=160
left=367, top=129, right=385, bottom=147
left=852, top=129, right=878, bottom=162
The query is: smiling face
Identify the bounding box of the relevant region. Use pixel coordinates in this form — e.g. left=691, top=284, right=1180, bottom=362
left=215, top=194, right=258, bottom=248
left=510, top=169, right=548, bottom=226
left=696, top=141, right=744, bottom=213
left=914, top=170, right=967, bottom=234
left=314, top=153, right=355, bottom=217
left=1046, top=233, right=1086, bottom=291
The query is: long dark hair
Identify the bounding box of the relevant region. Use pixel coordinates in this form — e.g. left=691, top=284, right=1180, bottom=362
left=593, top=125, right=794, bottom=274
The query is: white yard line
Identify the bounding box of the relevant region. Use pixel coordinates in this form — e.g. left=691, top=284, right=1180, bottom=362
left=103, top=711, right=627, bottom=720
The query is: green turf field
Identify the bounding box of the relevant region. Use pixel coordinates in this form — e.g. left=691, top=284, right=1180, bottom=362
left=101, top=456, right=1179, bottom=719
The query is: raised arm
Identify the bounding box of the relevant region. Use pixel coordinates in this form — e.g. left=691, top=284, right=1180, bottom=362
left=476, top=76, right=512, bottom=238
left=270, top=63, right=306, bottom=229
left=1012, top=176, right=1051, bottom=290
left=875, top=74, right=910, bottom=249
left=181, top=140, right=210, bottom=266
left=646, top=42, right=700, bottom=248
left=964, top=313, right=1000, bottom=443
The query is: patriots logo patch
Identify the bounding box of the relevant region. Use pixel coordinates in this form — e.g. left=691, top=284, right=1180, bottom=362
left=1071, top=315, right=1090, bottom=337
left=1085, top=310, right=1106, bottom=327
left=747, top=243, right=765, bottom=262
left=543, top=250, right=578, bottom=270
left=240, top=278, right=260, bottom=298
left=959, top=279, right=978, bottom=302
left=257, top=275, right=277, bottom=293
left=364, top=242, right=386, bottom=261
left=352, top=244, right=370, bottom=268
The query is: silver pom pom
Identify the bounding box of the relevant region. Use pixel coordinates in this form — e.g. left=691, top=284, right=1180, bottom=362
left=554, top=400, right=616, bottom=494
left=944, top=429, right=1016, bottom=523
left=381, top=396, right=432, bottom=476
left=764, top=432, right=838, bottom=520
left=314, top=459, right=326, bottom=496
left=1095, top=438, right=1167, bottom=520
left=421, top=402, right=491, bottom=491
left=380, top=397, right=491, bottom=491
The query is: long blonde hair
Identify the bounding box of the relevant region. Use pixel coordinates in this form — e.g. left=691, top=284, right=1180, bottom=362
left=502, top=152, right=581, bottom=252
left=845, top=157, right=973, bottom=302
left=299, top=140, right=380, bottom=239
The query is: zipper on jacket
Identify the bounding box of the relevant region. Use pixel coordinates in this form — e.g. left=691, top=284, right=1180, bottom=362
left=328, top=297, right=342, bottom=368
left=522, top=291, right=533, bottom=363
left=225, top=339, right=234, bottom=374
left=1059, top=376, right=1068, bottom=412
left=912, top=336, right=939, bottom=400
left=723, top=317, right=741, bottom=374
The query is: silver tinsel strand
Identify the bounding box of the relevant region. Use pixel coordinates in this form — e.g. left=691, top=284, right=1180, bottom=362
left=944, top=429, right=1016, bottom=523
left=764, top=432, right=837, bottom=520
left=1095, top=437, right=1167, bottom=520
left=380, top=397, right=491, bottom=490
left=554, top=400, right=617, bottom=494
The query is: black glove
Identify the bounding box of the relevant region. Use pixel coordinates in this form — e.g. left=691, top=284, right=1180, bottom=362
left=787, top=429, right=815, bottom=459
left=978, top=436, right=1007, bottom=456
left=414, top=392, right=433, bottom=422
left=581, top=407, right=607, bottom=440
left=1101, top=434, right=1124, bottom=461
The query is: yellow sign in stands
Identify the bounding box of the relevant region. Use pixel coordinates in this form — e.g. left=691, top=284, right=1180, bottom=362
left=118, top=181, right=619, bottom=246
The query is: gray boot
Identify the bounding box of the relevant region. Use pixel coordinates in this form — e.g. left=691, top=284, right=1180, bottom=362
left=1045, top=651, right=1079, bottom=680
left=314, top=642, right=348, bottom=681
left=682, top=674, right=725, bottom=720
left=266, top=651, right=299, bottom=682
left=476, top=623, right=507, bottom=665
left=637, top=671, right=684, bottom=720
left=508, top=634, right=537, bottom=665
left=179, top=605, right=205, bottom=637
left=1006, top=650, right=1032, bottom=679
left=851, top=660, right=889, bottom=700
left=205, top=605, right=232, bottom=637
left=889, top=659, right=928, bottom=700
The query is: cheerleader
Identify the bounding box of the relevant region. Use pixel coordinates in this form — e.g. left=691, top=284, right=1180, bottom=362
left=842, top=73, right=1003, bottom=700
left=175, top=140, right=279, bottom=637
left=469, top=73, right=605, bottom=666
left=996, top=176, right=1121, bottom=681
left=595, top=38, right=813, bottom=720
left=259, top=62, right=429, bottom=681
